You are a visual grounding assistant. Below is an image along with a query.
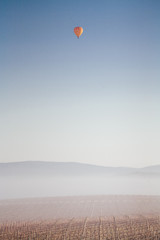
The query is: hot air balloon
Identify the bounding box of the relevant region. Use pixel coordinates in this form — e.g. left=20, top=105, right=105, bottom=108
left=74, top=26, right=83, bottom=38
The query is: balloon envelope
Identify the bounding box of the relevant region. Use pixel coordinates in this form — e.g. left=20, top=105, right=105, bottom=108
left=74, top=27, right=83, bottom=38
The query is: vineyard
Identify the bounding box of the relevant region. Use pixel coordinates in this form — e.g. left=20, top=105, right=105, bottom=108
left=0, top=195, right=160, bottom=239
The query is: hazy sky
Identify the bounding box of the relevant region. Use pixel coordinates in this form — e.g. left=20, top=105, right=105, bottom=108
left=0, top=0, right=160, bottom=167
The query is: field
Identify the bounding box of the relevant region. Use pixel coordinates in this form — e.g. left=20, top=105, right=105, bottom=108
left=0, top=195, right=160, bottom=239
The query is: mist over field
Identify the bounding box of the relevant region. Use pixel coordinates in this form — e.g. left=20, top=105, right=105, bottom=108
left=1, top=162, right=160, bottom=199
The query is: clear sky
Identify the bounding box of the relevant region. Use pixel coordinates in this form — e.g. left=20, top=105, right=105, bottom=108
left=0, top=0, right=160, bottom=167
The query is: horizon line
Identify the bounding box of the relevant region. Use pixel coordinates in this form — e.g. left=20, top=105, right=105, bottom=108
left=0, top=160, right=159, bottom=169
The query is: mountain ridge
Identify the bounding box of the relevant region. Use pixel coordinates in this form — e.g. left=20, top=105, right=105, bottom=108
left=0, top=161, right=160, bottom=177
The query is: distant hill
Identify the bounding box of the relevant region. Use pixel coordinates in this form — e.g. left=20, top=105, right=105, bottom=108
left=0, top=161, right=160, bottom=177
left=0, top=162, right=160, bottom=199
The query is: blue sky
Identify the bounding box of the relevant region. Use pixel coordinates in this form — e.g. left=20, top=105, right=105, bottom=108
left=0, top=0, right=160, bottom=167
